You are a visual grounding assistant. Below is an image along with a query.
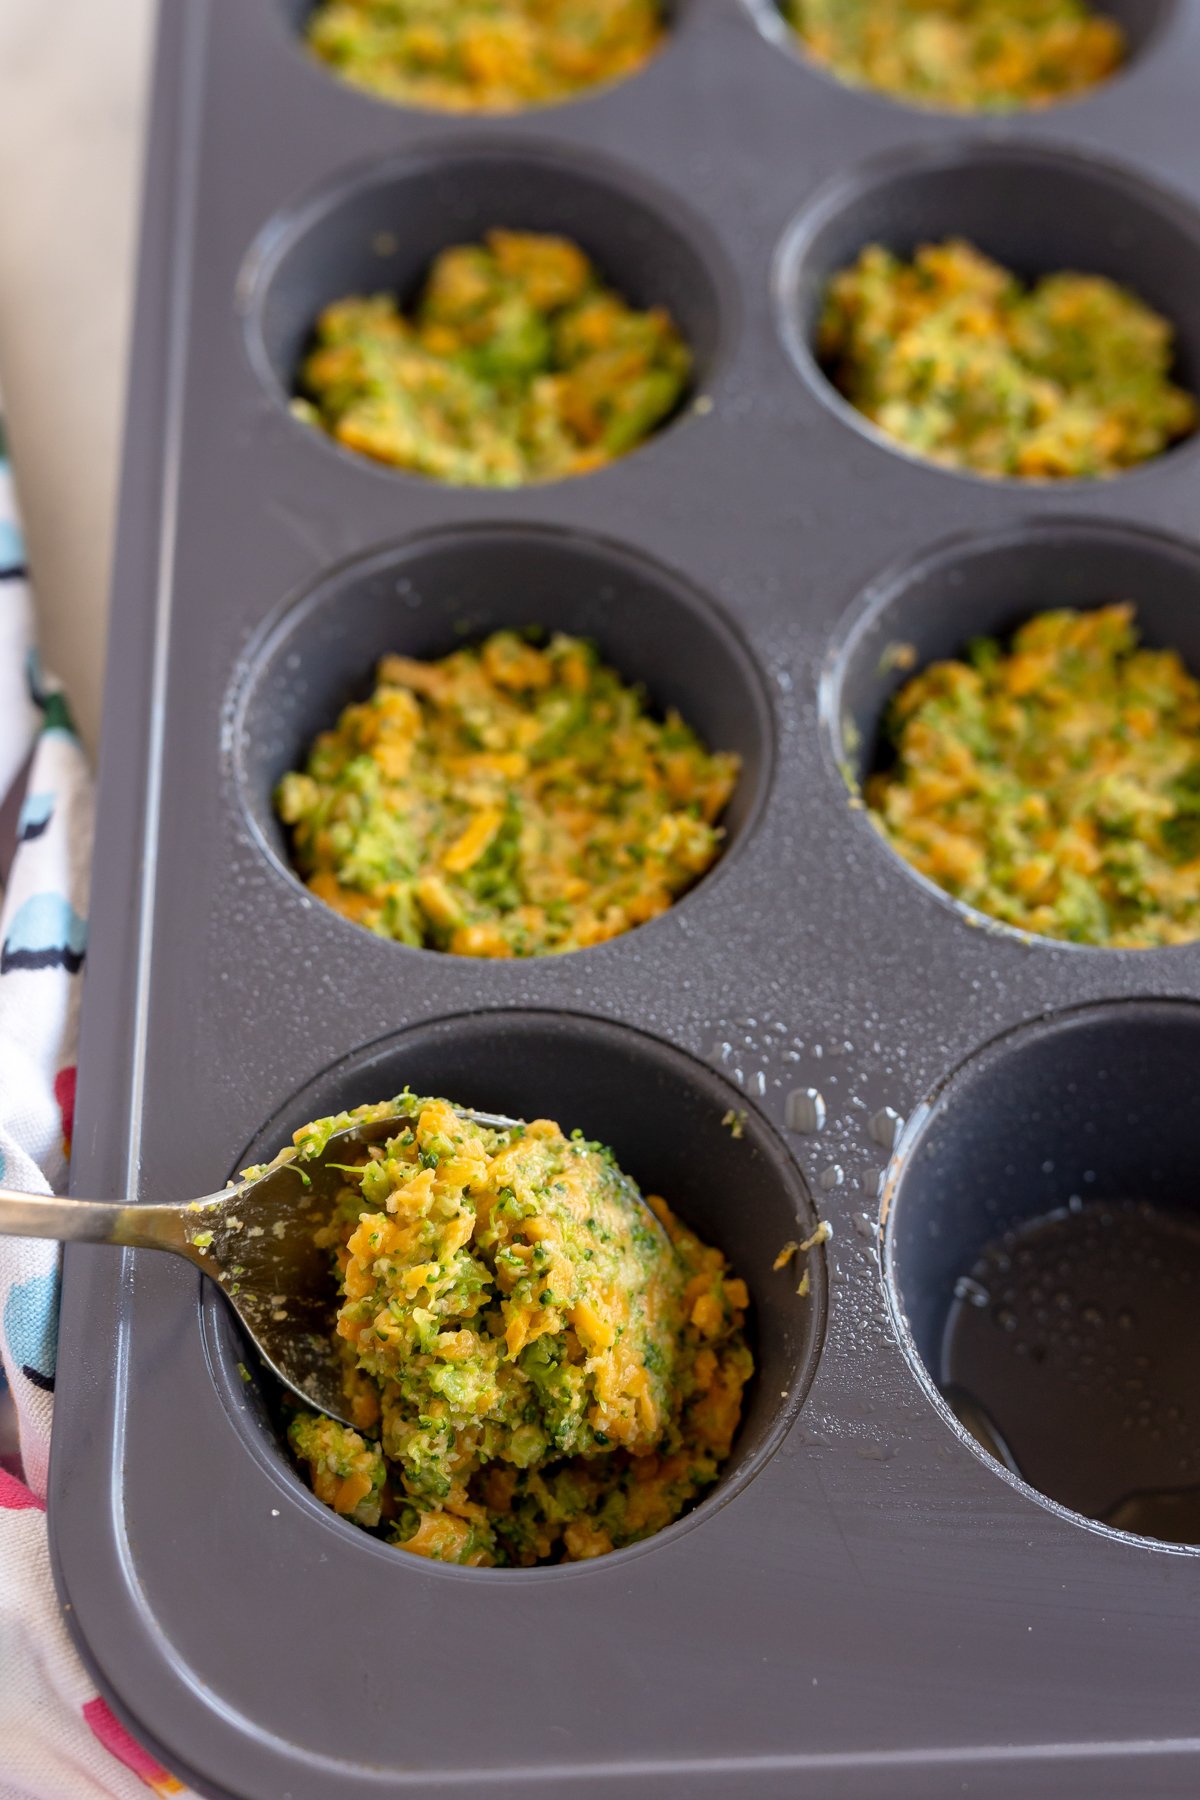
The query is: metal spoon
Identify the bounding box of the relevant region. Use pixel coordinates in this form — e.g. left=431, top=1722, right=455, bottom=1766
left=0, top=1105, right=524, bottom=1429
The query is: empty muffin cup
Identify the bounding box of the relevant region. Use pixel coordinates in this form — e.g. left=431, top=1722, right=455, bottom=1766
left=884, top=999, right=1200, bottom=1546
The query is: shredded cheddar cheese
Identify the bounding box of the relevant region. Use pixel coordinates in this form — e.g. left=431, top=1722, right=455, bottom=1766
left=819, top=239, right=1196, bottom=480
left=868, top=604, right=1200, bottom=946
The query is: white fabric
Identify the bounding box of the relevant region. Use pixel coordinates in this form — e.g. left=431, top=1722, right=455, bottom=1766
left=0, top=404, right=190, bottom=1796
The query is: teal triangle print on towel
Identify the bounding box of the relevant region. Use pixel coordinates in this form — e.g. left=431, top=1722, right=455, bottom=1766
left=1, top=893, right=87, bottom=975
left=0, top=516, right=25, bottom=576
left=4, top=1269, right=58, bottom=1390
left=17, top=791, right=53, bottom=843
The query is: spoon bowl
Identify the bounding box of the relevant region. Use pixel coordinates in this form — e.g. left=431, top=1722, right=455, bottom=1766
left=0, top=1104, right=537, bottom=1427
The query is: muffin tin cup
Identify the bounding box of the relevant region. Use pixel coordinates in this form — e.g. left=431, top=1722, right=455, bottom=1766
left=206, top=1007, right=827, bottom=1572
left=745, top=1, right=1182, bottom=116
left=774, top=137, right=1200, bottom=488
left=240, top=138, right=733, bottom=482
left=232, top=522, right=775, bottom=930
left=822, top=516, right=1200, bottom=946
left=54, top=0, right=1200, bottom=1794
left=882, top=999, right=1200, bottom=1545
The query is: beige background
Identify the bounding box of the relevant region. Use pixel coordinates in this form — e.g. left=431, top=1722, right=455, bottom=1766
left=0, top=0, right=155, bottom=754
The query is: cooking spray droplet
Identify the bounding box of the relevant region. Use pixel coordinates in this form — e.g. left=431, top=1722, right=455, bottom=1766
left=819, top=1164, right=844, bottom=1191
left=787, top=1088, right=826, bottom=1133
left=954, top=1276, right=991, bottom=1309
left=870, top=1107, right=903, bottom=1150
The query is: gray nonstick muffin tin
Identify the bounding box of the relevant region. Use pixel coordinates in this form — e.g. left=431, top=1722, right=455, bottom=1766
left=50, top=1, right=1200, bottom=1794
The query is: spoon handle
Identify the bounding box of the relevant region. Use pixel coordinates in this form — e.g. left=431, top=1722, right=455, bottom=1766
left=0, top=1188, right=199, bottom=1256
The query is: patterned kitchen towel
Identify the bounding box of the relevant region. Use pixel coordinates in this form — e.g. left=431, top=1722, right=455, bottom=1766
left=0, top=405, right=190, bottom=1797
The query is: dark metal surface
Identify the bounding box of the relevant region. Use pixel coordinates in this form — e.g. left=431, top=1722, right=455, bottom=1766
left=49, top=0, right=1200, bottom=1793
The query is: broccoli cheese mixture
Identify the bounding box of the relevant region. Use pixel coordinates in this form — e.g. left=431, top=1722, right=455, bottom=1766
left=294, top=230, right=692, bottom=485
left=277, top=1094, right=752, bottom=1565
left=304, top=0, right=663, bottom=112
left=785, top=0, right=1125, bottom=112
left=818, top=239, right=1197, bottom=480
left=276, top=628, right=738, bottom=957
left=867, top=605, right=1200, bottom=947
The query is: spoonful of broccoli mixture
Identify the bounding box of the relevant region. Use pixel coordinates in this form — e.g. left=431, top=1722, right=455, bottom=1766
left=281, top=1094, right=752, bottom=1564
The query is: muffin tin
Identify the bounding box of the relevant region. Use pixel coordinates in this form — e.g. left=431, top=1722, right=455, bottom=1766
left=51, top=1, right=1200, bottom=1794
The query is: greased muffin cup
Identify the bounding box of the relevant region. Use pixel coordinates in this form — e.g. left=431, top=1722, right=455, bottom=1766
left=54, top=1, right=1200, bottom=1795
